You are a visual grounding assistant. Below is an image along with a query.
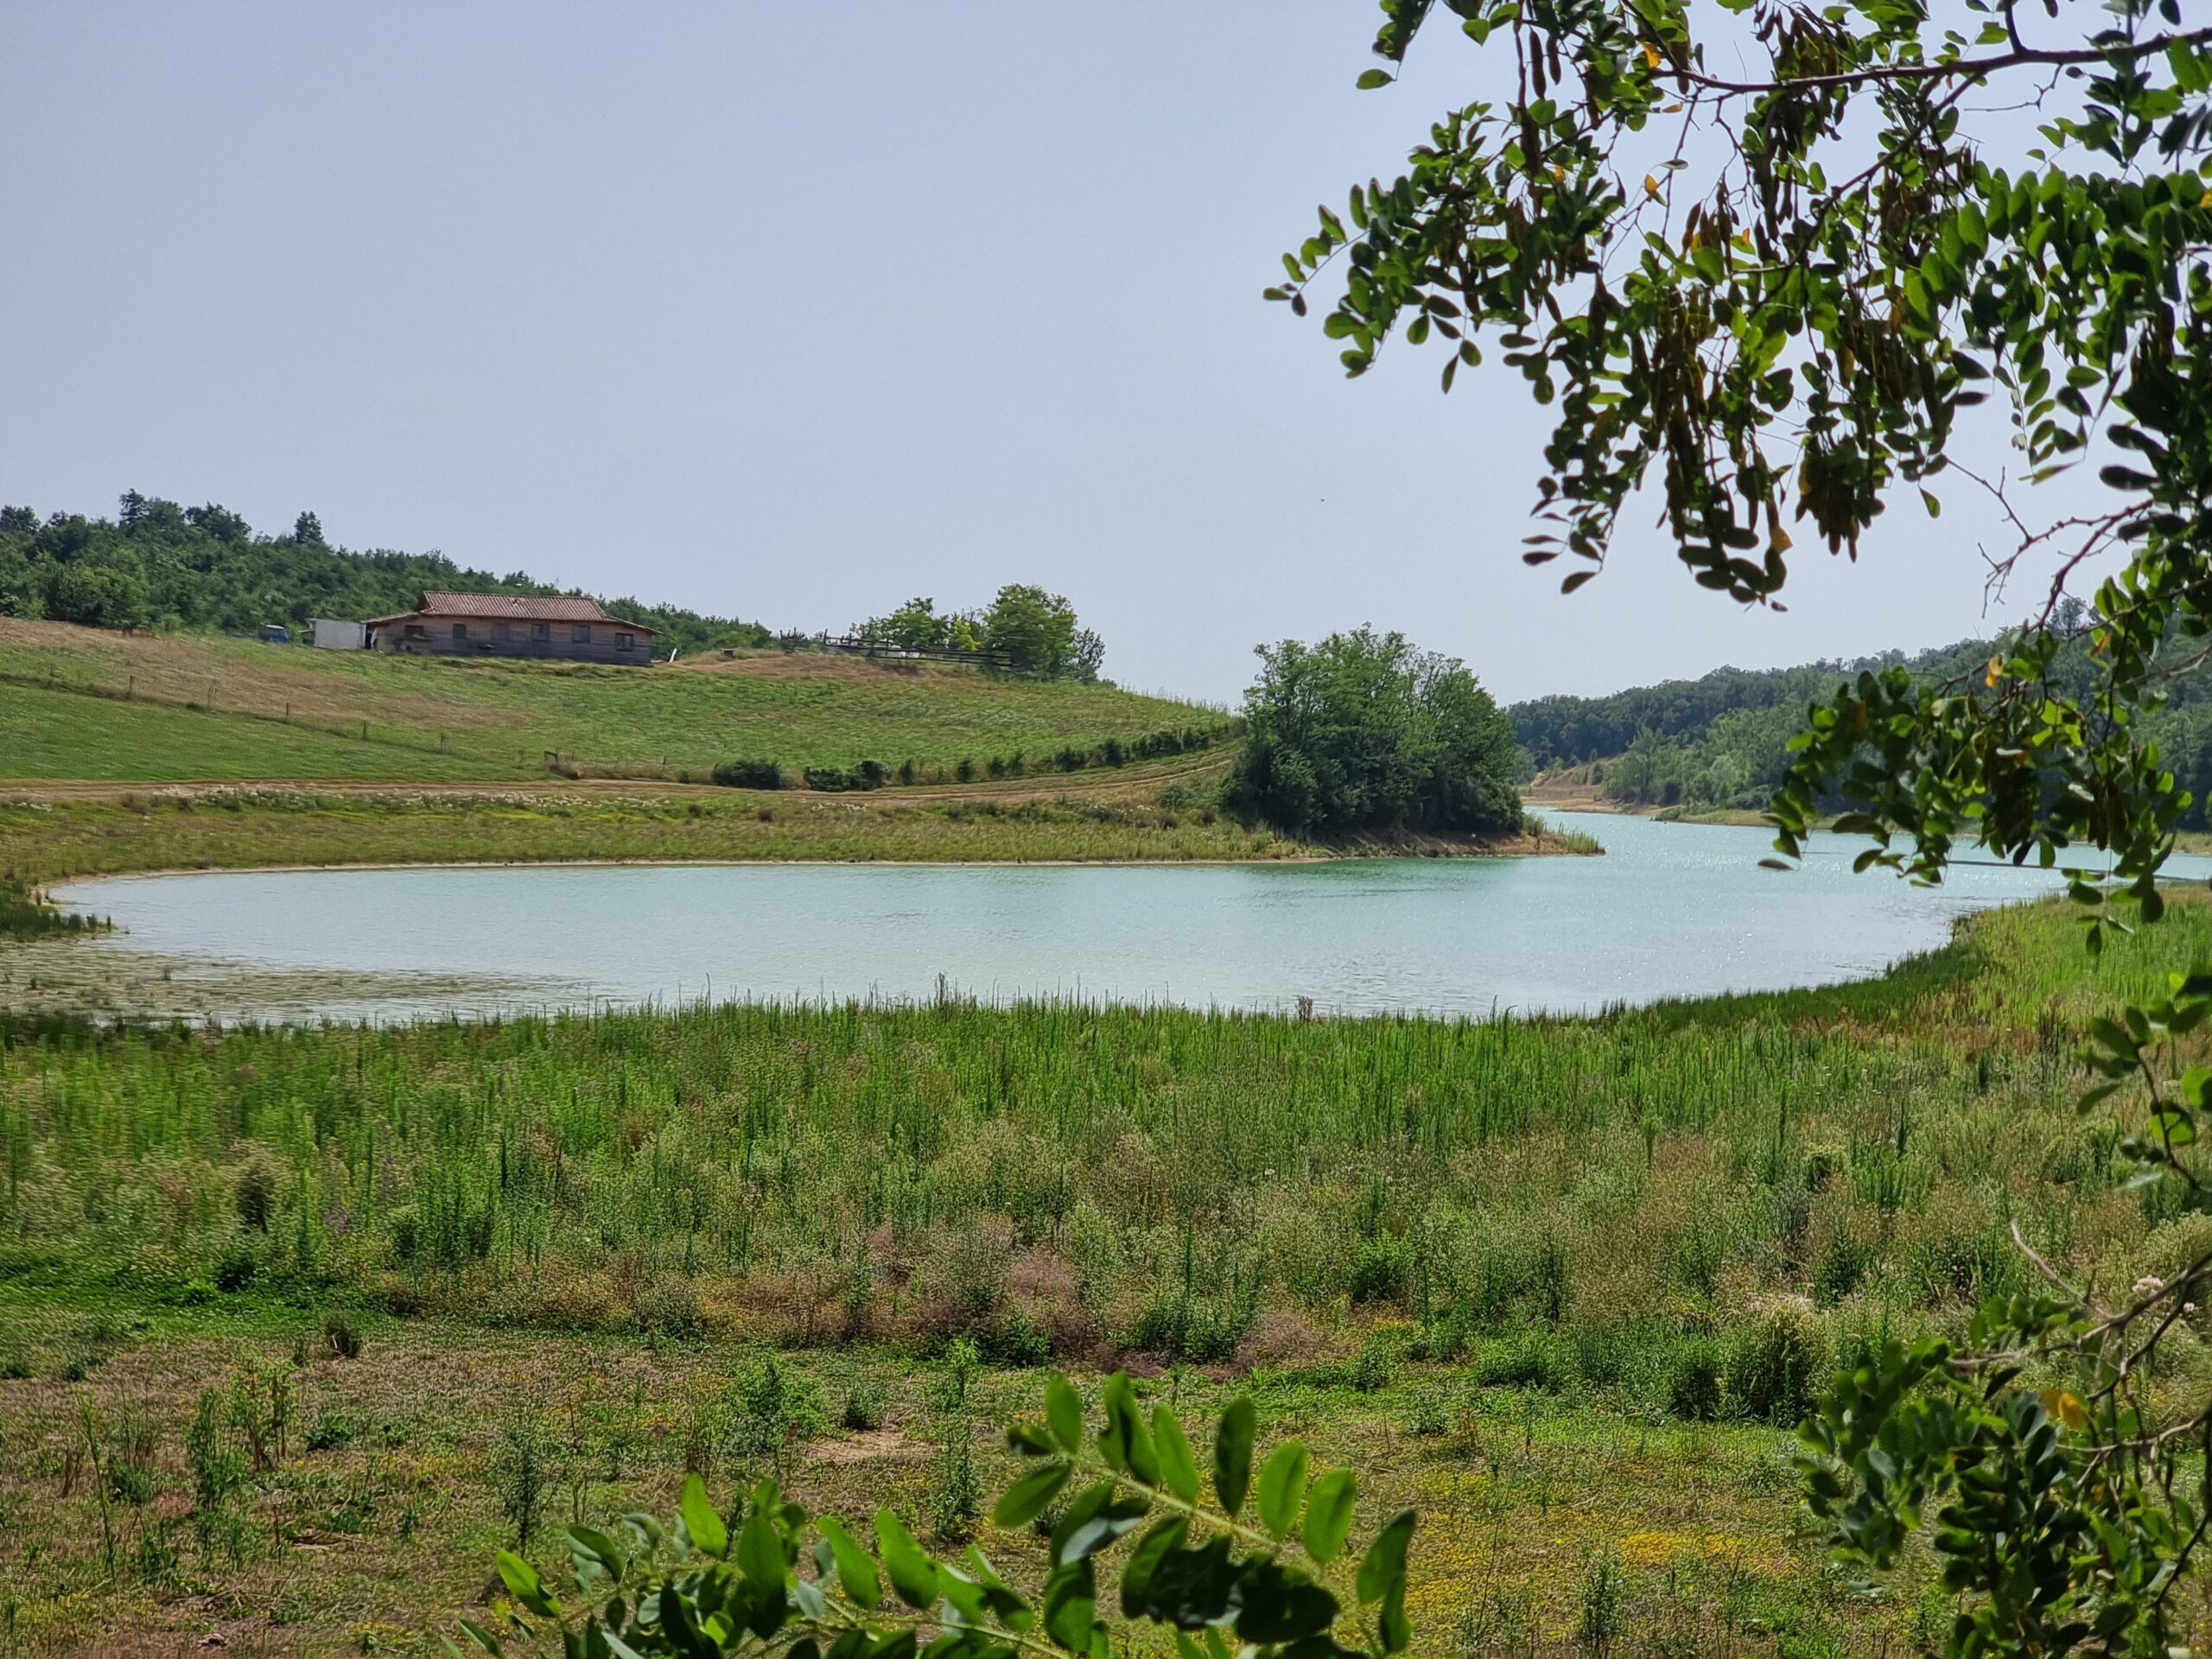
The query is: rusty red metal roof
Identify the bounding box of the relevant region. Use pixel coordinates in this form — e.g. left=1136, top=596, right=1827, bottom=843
left=363, top=591, right=658, bottom=632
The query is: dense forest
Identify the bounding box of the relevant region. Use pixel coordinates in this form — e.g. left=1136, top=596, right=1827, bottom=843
left=1508, top=637, right=2000, bottom=769
left=1511, top=613, right=2212, bottom=831
left=0, top=493, right=773, bottom=657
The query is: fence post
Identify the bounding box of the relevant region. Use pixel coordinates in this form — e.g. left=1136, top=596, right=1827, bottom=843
left=126, top=676, right=134, bottom=701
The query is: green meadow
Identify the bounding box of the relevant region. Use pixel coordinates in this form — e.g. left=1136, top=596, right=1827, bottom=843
left=3, top=894, right=2210, bottom=1654
left=0, top=620, right=1231, bottom=784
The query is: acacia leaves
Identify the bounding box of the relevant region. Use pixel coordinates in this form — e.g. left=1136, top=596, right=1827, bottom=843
left=1277, top=0, right=2212, bottom=931
left=453, top=1372, right=1416, bottom=1659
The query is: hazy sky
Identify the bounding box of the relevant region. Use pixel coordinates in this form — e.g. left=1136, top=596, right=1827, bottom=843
left=1, top=4, right=2075, bottom=705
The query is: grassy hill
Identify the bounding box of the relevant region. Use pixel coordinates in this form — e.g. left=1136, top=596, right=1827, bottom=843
left=0, top=620, right=1231, bottom=785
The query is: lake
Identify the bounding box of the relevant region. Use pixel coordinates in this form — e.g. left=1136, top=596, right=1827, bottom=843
left=46, top=811, right=2185, bottom=1024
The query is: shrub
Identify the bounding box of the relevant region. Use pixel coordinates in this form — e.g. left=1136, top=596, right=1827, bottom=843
left=1665, top=1334, right=1726, bottom=1421
left=710, top=759, right=783, bottom=790
left=913, top=1219, right=1016, bottom=1338
left=1345, top=1233, right=1411, bottom=1304
left=493, top=1416, right=556, bottom=1547
left=323, top=1311, right=363, bottom=1361
left=633, top=1276, right=704, bottom=1342
left=981, top=1307, right=1053, bottom=1369
left=1474, top=1328, right=1569, bottom=1391
left=1814, top=1230, right=1870, bottom=1305
left=1728, top=1306, right=1826, bottom=1422
left=1404, top=1385, right=1455, bottom=1436
left=1576, top=1548, right=1626, bottom=1659
left=1350, top=1337, right=1397, bottom=1394
left=214, top=1243, right=258, bottom=1294
left=105, top=1455, right=158, bottom=1505
left=306, top=1410, right=358, bottom=1452
left=236, top=1162, right=276, bottom=1233
left=840, top=1382, right=887, bottom=1433
left=725, top=1353, right=830, bottom=1471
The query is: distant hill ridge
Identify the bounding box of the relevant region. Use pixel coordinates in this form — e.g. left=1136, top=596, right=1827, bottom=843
left=1510, top=620, right=2212, bottom=830
left=1506, top=636, right=1998, bottom=770
left=0, top=492, right=771, bottom=656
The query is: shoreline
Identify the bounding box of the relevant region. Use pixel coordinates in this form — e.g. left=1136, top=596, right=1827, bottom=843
left=39, top=828, right=1596, bottom=897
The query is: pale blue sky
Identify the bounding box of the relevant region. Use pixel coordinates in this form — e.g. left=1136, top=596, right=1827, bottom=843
left=1, top=4, right=2064, bottom=703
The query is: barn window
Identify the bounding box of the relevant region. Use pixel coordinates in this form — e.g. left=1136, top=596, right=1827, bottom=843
left=531, top=623, right=550, bottom=642
left=453, top=622, right=469, bottom=640
left=404, top=624, right=427, bottom=639
left=573, top=624, right=591, bottom=644
left=616, top=632, right=635, bottom=651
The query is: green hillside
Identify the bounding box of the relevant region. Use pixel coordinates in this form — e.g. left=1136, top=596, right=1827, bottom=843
left=0, top=620, right=1230, bottom=785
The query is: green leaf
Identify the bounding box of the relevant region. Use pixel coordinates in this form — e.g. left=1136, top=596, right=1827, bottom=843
left=1256, top=1442, right=1309, bottom=1538
left=1101, top=1373, right=1160, bottom=1484
left=1301, top=1468, right=1357, bottom=1563
left=1357, top=1509, right=1416, bottom=1603
left=1356, top=67, right=1392, bottom=89
left=1153, top=1406, right=1200, bottom=1504
left=737, top=1485, right=785, bottom=1586
left=679, top=1471, right=728, bottom=1560
left=875, top=1510, right=940, bottom=1610
left=993, top=1462, right=1072, bottom=1529
left=816, top=1516, right=881, bottom=1609
left=456, top=1618, right=505, bottom=1657
left=1046, top=1374, right=1084, bottom=1453
left=567, top=1525, right=627, bottom=1586
left=1214, top=1398, right=1255, bottom=1517
left=495, top=1550, right=561, bottom=1619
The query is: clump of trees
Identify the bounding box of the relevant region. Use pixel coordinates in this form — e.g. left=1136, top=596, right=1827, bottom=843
left=855, top=584, right=1104, bottom=681
left=1228, top=627, right=1521, bottom=838
left=0, top=493, right=772, bottom=655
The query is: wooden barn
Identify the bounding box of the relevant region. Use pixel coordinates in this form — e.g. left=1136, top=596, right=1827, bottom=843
left=362, top=592, right=658, bottom=664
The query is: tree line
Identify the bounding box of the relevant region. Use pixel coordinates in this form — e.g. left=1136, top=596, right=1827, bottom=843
left=853, top=587, right=1104, bottom=682
left=1509, top=613, right=2212, bottom=828
left=0, top=493, right=775, bottom=656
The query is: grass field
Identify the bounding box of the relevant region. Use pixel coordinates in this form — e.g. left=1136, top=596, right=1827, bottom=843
left=0, top=786, right=1287, bottom=887
left=3, top=894, right=2210, bottom=1654
left=0, top=620, right=1233, bottom=785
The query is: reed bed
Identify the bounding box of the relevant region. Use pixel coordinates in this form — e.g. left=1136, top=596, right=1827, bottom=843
left=3, top=893, right=2200, bottom=1399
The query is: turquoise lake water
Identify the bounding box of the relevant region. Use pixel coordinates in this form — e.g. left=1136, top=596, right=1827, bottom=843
left=51, top=811, right=2197, bottom=1023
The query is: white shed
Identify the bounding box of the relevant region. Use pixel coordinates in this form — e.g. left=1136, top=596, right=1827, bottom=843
left=310, top=618, right=366, bottom=651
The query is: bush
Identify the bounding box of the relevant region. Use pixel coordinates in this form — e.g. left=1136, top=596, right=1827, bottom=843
left=323, top=1311, right=363, bottom=1361
left=840, top=1382, right=887, bottom=1433
left=725, top=1353, right=830, bottom=1469
left=1350, top=1338, right=1397, bottom=1394
left=236, top=1163, right=276, bottom=1233
left=1345, top=1233, right=1411, bottom=1304
left=634, top=1276, right=704, bottom=1342
left=711, top=759, right=783, bottom=790
left=1727, top=1307, right=1826, bottom=1423
left=214, top=1243, right=258, bottom=1294
left=1664, top=1334, right=1726, bottom=1421
left=804, top=760, right=887, bottom=792
left=1474, top=1328, right=1570, bottom=1391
